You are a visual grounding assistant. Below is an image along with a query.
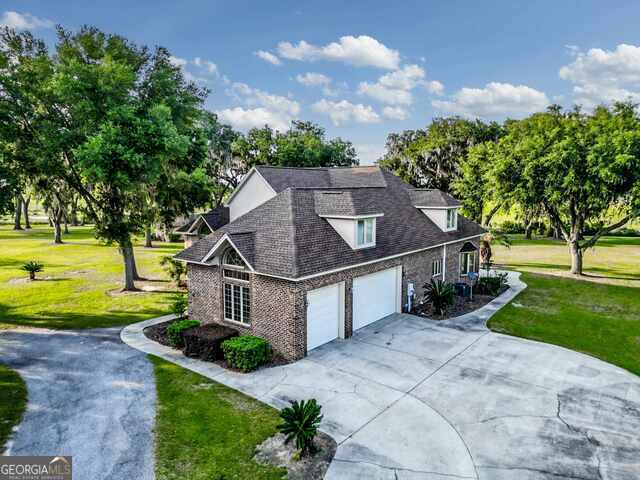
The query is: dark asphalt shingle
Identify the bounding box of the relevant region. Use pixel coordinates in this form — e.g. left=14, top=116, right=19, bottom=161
left=175, top=168, right=484, bottom=278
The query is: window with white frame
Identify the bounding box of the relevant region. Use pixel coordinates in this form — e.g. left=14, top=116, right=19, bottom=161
left=224, top=283, right=250, bottom=324
left=432, top=259, right=442, bottom=276
left=356, top=218, right=376, bottom=248
left=459, top=252, right=476, bottom=276
left=446, top=209, right=457, bottom=230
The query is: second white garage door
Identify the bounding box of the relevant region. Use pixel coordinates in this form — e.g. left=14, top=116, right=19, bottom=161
left=306, top=282, right=345, bottom=352
left=352, top=266, right=401, bottom=331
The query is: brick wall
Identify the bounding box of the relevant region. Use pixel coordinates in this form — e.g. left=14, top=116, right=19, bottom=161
left=187, top=237, right=481, bottom=361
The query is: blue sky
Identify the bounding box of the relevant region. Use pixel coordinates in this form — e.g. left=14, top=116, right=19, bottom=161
left=3, top=1, right=640, bottom=163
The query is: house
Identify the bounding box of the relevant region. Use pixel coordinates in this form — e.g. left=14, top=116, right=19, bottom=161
left=175, top=166, right=484, bottom=360
left=174, top=206, right=229, bottom=248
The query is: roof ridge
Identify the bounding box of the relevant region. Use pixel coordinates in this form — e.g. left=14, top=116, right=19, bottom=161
left=256, top=165, right=380, bottom=171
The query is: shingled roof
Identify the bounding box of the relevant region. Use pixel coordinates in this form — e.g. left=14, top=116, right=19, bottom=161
left=175, top=168, right=484, bottom=279
left=255, top=165, right=387, bottom=191
left=408, top=189, right=462, bottom=208
left=175, top=206, right=230, bottom=234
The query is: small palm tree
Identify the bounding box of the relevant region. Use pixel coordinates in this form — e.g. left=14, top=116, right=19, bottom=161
left=422, top=279, right=455, bottom=316
left=21, top=261, right=44, bottom=281
left=278, top=399, right=323, bottom=456
left=160, top=256, right=187, bottom=287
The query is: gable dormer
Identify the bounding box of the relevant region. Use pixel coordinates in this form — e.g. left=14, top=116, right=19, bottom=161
left=225, top=168, right=277, bottom=222
left=408, top=189, right=461, bottom=232
left=314, top=191, right=383, bottom=250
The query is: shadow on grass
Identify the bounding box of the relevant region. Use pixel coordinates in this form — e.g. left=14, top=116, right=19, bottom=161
left=0, top=303, right=170, bottom=330
left=506, top=261, right=640, bottom=281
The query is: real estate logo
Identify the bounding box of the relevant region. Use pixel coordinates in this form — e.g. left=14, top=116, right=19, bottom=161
left=0, top=456, right=72, bottom=480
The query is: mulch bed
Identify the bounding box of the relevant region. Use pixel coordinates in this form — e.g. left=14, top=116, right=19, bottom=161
left=143, top=319, right=290, bottom=370
left=414, top=286, right=508, bottom=320
left=254, top=432, right=337, bottom=480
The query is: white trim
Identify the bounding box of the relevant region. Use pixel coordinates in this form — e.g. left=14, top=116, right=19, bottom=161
left=255, top=233, right=483, bottom=282
left=414, top=205, right=461, bottom=210
left=431, top=258, right=443, bottom=277
left=442, top=244, right=447, bottom=280
left=223, top=282, right=251, bottom=325
left=223, top=167, right=278, bottom=206
left=459, top=251, right=476, bottom=277
left=338, top=282, right=346, bottom=339
left=318, top=213, right=384, bottom=220
left=177, top=233, right=483, bottom=282
left=186, top=215, right=214, bottom=235
left=200, top=234, right=255, bottom=272
left=354, top=217, right=376, bottom=249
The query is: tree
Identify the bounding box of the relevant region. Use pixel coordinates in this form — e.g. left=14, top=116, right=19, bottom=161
left=379, top=117, right=503, bottom=191
left=0, top=26, right=207, bottom=290
left=491, top=103, right=640, bottom=275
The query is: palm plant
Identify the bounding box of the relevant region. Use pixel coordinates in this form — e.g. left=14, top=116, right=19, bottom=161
left=21, top=260, right=44, bottom=280
left=278, top=399, right=323, bottom=456
left=422, top=279, right=455, bottom=316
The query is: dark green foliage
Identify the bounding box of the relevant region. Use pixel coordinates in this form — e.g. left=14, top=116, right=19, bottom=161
left=498, top=220, right=525, bottom=234
left=278, top=399, right=323, bottom=456
left=422, top=279, right=455, bottom=316
left=160, top=256, right=187, bottom=287
left=20, top=260, right=43, bottom=280
left=222, top=335, right=269, bottom=372
left=167, top=319, right=200, bottom=347
left=170, top=292, right=188, bottom=317
left=476, top=272, right=509, bottom=296
left=183, top=324, right=238, bottom=361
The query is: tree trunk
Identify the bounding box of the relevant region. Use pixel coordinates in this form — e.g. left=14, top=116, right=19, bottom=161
left=524, top=222, right=533, bottom=240
left=144, top=227, right=153, bottom=248
left=53, top=214, right=63, bottom=244
left=130, top=246, right=143, bottom=281
left=553, top=226, right=561, bottom=240
left=121, top=243, right=137, bottom=291
left=70, top=196, right=79, bottom=226
left=482, top=203, right=501, bottom=228
left=23, top=196, right=31, bottom=229
left=13, top=194, right=23, bottom=230
left=569, top=240, right=583, bottom=275
left=63, top=214, right=69, bottom=234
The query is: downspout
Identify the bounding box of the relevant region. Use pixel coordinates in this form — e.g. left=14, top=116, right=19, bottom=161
left=442, top=244, right=447, bottom=282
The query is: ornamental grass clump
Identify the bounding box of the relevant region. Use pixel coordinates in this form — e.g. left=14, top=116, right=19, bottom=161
left=278, top=399, right=323, bottom=457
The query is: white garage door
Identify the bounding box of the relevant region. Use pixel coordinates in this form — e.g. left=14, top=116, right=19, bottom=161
left=352, top=266, right=401, bottom=331
left=306, top=283, right=344, bottom=352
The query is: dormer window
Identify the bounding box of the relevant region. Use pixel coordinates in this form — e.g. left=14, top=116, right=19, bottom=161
left=446, top=209, right=458, bottom=230
left=356, top=218, right=376, bottom=248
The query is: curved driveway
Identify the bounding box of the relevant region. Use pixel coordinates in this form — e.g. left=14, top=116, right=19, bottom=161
left=0, top=327, right=155, bottom=480
left=123, top=272, right=640, bottom=479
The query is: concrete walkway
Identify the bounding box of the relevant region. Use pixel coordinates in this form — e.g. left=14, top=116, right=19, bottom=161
left=0, top=327, right=155, bottom=480
left=122, top=271, right=640, bottom=479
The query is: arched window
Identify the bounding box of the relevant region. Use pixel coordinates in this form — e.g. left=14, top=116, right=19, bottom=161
left=223, top=249, right=245, bottom=268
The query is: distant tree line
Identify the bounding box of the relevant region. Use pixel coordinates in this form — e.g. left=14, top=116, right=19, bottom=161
left=379, top=105, right=640, bottom=275
left=0, top=26, right=357, bottom=290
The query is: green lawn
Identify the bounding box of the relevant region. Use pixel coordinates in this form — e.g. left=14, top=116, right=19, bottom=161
left=151, top=355, right=286, bottom=480
left=489, top=235, right=640, bottom=376
left=0, top=364, right=27, bottom=451
left=0, top=225, right=181, bottom=329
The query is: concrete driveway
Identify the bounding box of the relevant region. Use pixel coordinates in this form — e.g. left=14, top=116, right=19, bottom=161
left=0, top=328, right=155, bottom=480
left=123, top=273, right=640, bottom=479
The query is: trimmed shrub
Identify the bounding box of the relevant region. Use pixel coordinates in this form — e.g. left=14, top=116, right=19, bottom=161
left=222, top=335, right=269, bottom=372
left=183, top=325, right=238, bottom=361
left=278, top=399, right=323, bottom=456
left=422, top=279, right=455, bottom=316
left=167, top=319, right=200, bottom=348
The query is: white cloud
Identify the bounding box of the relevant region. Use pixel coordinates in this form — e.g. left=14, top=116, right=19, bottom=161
left=194, top=57, right=218, bottom=75
left=255, top=50, right=282, bottom=66
left=426, top=80, right=444, bottom=95
left=355, top=143, right=385, bottom=165
left=169, top=56, right=188, bottom=68
left=358, top=64, right=442, bottom=105
left=296, top=72, right=331, bottom=86
left=277, top=35, right=400, bottom=70
left=559, top=43, right=640, bottom=108
left=382, top=106, right=410, bottom=120
left=217, top=107, right=290, bottom=132
left=0, top=11, right=53, bottom=30
left=311, top=99, right=380, bottom=126
left=220, top=83, right=300, bottom=132
left=432, top=82, right=549, bottom=118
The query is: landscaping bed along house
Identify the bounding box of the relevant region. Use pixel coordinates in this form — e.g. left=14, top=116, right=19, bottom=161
left=144, top=314, right=336, bottom=479
left=413, top=270, right=509, bottom=320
